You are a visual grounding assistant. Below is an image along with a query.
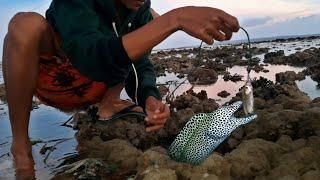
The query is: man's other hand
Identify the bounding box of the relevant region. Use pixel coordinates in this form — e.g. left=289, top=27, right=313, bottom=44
left=145, top=96, right=170, bottom=132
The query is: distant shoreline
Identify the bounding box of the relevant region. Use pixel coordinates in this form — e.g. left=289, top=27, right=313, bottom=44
left=154, top=33, right=320, bottom=51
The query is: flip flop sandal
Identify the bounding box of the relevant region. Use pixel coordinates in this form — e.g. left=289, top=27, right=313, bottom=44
left=87, top=104, right=147, bottom=125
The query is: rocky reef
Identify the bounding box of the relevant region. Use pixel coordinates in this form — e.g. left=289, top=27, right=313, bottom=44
left=264, top=47, right=320, bottom=85
left=152, top=46, right=320, bottom=86
left=54, top=77, right=320, bottom=179
left=150, top=45, right=268, bottom=85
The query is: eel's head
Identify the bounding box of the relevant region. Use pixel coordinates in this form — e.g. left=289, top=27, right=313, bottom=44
left=218, top=101, right=243, bottom=118
left=206, top=101, right=243, bottom=139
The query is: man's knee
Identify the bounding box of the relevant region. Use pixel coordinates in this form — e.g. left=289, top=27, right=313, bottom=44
left=7, top=12, right=50, bottom=45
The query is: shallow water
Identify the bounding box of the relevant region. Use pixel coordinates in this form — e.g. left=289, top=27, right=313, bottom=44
left=160, top=64, right=311, bottom=105
left=0, top=104, right=77, bottom=179
left=297, top=76, right=320, bottom=100
left=1, top=38, right=320, bottom=179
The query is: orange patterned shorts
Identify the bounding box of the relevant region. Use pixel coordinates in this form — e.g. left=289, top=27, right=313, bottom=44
left=34, top=51, right=108, bottom=111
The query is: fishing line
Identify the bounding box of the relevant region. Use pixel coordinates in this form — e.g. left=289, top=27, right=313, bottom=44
left=197, top=27, right=252, bottom=67
left=240, top=27, right=252, bottom=51
left=169, top=27, right=253, bottom=101
left=239, top=27, right=253, bottom=76
left=197, top=27, right=253, bottom=80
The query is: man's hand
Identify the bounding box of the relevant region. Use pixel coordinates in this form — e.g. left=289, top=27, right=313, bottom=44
left=145, top=96, right=170, bottom=132
left=173, top=6, right=240, bottom=45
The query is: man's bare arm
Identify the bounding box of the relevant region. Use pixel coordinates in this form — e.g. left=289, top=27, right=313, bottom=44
left=123, top=7, right=239, bottom=60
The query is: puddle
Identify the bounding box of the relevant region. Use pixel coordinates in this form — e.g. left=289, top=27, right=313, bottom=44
left=166, top=64, right=309, bottom=105
left=297, top=76, right=320, bottom=100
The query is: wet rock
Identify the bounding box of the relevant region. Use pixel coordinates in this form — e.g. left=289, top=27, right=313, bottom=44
left=252, top=64, right=265, bottom=73
left=75, top=112, right=159, bottom=150
left=252, top=77, right=274, bottom=89
left=252, top=77, right=310, bottom=103
left=89, top=139, right=142, bottom=171
left=202, top=99, right=219, bottom=112
left=266, top=147, right=320, bottom=179
left=245, top=109, right=304, bottom=141
left=136, top=149, right=190, bottom=180
left=53, top=158, right=114, bottom=180
left=0, top=83, right=6, bottom=102
left=217, top=91, right=231, bottom=98
left=151, top=53, right=194, bottom=76
left=227, top=138, right=240, bottom=149
left=302, top=170, right=320, bottom=180
left=153, top=63, right=166, bottom=76
left=205, top=61, right=227, bottom=73
left=139, top=167, right=177, bottom=180
left=174, top=108, right=195, bottom=125
left=311, top=97, right=320, bottom=104
left=191, top=104, right=203, bottom=113
left=171, top=90, right=218, bottom=113
left=276, top=135, right=293, bottom=148
left=195, top=90, right=208, bottom=101
left=158, top=85, right=169, bottom=96
left=171, top=93, right=201, bottom=110
left=264, top=48, right=320, bottom=66
left=276, top=71, right=306, bottom=84
left=234, top=57, right=260, bottom=67
left=251, top=47, right=269, bottom=55
left=297, top=107, right=320, bottom=137
left=151, top=46, right=270, bottom=78
left=306, top=63, right=320, bottom=84
left=187, top=67, right=218, bottom=85
left=254, top=98, right=269, bottom=110
left=231, top=127, right=244, bottom=140
left=137, top=148, right=171, bottom=170
left=175, top=153, right=232, bottom=179
left=290, top=139, right=307, bottom=151
left=264, top=50, right=285, bottom=59
left=287, top=49, right=320, bottom=66
left=226, top=139, right=286, bottom=178
left=223, top=73, right=243, bottom=82
left=200, top=153, right=231, bottom=178
left=177, top=74, right=185, bottom=79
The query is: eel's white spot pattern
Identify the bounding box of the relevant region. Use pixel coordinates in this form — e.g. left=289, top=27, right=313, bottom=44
left=168, top=101, right=257, bottom=165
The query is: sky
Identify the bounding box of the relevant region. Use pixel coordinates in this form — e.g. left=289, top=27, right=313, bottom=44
left=0, top=0, right=320, bottom=55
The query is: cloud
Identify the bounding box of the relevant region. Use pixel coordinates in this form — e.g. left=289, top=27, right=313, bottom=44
left=241, top=17, right=273, bottom=27
left=153, top=0, right=318, bottom=16
left=152, top=0, right=320, bottom=49
left=155, top=14, right=320, bottom=49
left=248, top=14, right=320, bottom=38
left=1, top=0, right=320, bottom=54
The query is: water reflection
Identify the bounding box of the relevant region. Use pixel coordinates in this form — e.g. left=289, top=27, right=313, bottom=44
left=297, top=76, right=320, bottom=100
left=169, top=65, right=310, bottom=105
left=0, top=104, right=76, bottom=179
left=254, top=38, right=320, bottom=56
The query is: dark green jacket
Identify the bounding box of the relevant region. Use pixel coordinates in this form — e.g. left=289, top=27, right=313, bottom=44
left=46, top=0, right=161, bottom=107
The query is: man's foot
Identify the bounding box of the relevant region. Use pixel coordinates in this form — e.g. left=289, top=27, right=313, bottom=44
left=97, top=99, right=143, bottom=120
